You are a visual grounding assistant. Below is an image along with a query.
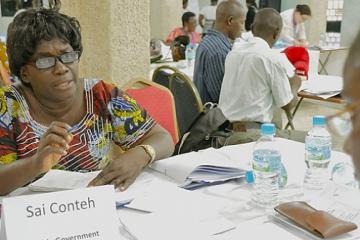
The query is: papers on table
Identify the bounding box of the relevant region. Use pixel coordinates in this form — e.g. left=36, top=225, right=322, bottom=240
left=28, top=170, right=99, bottom=191
left=300, top=74, right=343, bottom=99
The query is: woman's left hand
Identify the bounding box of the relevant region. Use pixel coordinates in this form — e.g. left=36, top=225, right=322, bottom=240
left=88, top=148, right=148, bottom=191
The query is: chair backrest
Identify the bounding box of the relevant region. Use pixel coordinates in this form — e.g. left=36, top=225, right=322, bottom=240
left=152, top=65, right=178, bottom=89
left=123, top=78, right=179, bottom=144
left=169, top=71, right=203, bottom=136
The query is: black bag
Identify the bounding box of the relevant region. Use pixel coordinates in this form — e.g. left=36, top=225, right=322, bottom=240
left=174, top=103, right=232, bottom=155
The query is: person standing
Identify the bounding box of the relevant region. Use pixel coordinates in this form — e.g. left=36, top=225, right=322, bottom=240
left=199, top=0, right=218, bottom=36
left=193, top=0, right=245, bottom=104
left=245, top=0, right=257, bottom=31
left=278, top=4, right=311, bottom=47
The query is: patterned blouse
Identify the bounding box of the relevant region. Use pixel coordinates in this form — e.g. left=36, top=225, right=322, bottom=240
left=0, top=79, right=155, bottom=171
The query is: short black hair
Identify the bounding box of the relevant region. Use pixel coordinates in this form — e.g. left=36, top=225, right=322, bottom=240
left=295, top=4, right=311, bottom=16
left=182, top=11, right=196, bottom=26
left=6, top=8, right=82, bottom=81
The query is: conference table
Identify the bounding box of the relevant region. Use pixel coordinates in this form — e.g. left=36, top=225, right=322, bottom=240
left=1, top=138, right=359, bottom=240
left=318, top=46, right=349, bottom=75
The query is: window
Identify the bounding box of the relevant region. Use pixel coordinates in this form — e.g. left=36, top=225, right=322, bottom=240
left=324, top=0, right=343, bottom=47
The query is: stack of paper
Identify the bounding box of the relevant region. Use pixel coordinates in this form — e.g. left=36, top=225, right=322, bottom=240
left=181, top=165, right=247, bottom=190
left=300, top=74, right=343, bottom=99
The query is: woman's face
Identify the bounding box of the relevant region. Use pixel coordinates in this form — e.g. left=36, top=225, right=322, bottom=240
left=20, top=38, right=80, bottom=102
left=294, top=11, right=310, bottom=24
left=185, top=16, right=197, bottom=32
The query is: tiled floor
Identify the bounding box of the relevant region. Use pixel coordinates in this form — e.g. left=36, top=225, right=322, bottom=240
left=280, top=99, right=346, bottom=152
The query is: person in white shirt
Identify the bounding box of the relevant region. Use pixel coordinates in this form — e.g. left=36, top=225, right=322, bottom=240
left=219, top=8, right=302, bottom=144
left=199, top=0, right=218, bottom=35
left=278, top=4, right=311, bottom=47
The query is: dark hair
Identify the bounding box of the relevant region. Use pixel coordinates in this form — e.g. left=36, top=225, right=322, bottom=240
left=246, top=0, right=258, bottom=9
left=172, top=35, right=190, bottom=60
left=295, top=4, right=311, bottom=16
left=182, top=11, right=196, bottom=26
left=6, top=8, right=82, bottom=80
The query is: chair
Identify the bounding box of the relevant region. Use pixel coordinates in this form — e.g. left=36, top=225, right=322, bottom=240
left=152, top=65, right=178, bottom=89
left=122, top=78, right=179, bottom=144
left=169, top=71, right=204, bottom=136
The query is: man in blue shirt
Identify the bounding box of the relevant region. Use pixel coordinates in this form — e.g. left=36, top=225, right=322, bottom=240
left=194, top=0, right=246, bottom=103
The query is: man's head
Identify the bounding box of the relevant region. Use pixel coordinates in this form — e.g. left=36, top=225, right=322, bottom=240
left=214, top=0, right=246, bottom=40
left=293, top=4, right=311, bottom=24
left=182, top=11, right=197, bottom=32
left=342, top=31, right=360, bottom=176
left=252, top=8, right=283, bottom=47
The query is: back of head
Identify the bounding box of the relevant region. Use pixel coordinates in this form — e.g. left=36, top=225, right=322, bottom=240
left=295, top=4, right=311, bottom=16
left=216, top=0, right=245, bottom=24
left=182, top=11, right=196, bottom=26
left=252, top=8, right=282, bottom=41
left=6, top=8, right=82, bottom=80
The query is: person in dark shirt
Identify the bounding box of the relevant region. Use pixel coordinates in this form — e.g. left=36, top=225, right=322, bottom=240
left=245, top=0, right=258, bottom=31
left=193, top=0, right=246, bottom=103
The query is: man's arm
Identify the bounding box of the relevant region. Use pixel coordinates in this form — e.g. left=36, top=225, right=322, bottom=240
left=199, top=14, right=205, bottom=28
left=282, top=74, right=301, bottom=112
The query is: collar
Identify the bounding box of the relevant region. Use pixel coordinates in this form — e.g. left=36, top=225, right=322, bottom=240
left=207, top=29, right=232, bottom=48
left=250, top=37, right=271, bottom=49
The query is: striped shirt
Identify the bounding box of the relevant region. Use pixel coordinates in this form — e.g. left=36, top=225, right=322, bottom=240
left=193, top=29, right=232, bottom=103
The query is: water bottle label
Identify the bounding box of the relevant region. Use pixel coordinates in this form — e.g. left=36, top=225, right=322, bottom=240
left=305, top=143, right=331, bottom=161
left=253, top=149, right=281, bottom=173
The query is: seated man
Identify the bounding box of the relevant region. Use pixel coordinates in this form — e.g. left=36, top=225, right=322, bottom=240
left=218, top=8, right=302, bottom=144
left=165, top=11, right=201, bottom=45
left=194, top=0, right=246, bottom=103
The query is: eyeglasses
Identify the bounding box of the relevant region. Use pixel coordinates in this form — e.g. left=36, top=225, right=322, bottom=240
left=327, top=99, right=360, bottom=137
left=28, top=51, right=80, bottom=70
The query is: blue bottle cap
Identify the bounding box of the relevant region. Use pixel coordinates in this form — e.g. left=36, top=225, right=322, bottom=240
left=245, top=170, right=254, bottom=184
left=261, top=123, right=275, bottom=135
left=313, top=115, right=326, bottom=126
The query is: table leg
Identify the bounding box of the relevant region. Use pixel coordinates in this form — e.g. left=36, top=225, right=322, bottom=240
left=285, top=97, right=304, bottom=130
left=319, top=51, right=332, bottom=75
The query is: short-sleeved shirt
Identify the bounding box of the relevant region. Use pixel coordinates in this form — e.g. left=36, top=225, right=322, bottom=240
left=165, top=27, right=201, bottom=45
left=279, top=8, right=307, bottom=45
left=219, top=37, right=294, bottom=123
left=193, top=29, right=232, bottom=103
left=200, top=5, right=217, bottom=33
left=0, top=79, right=155, bottom=171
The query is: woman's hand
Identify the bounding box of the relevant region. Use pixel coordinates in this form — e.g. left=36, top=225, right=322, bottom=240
left=32, top=121, right=73, bottom=173
left=88, top=147, right=149, bottom=191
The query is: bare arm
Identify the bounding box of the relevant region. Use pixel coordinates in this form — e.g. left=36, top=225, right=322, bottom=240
left=89, top=124, right=174, bottom=191
left=199, top=14, right=205, bottom=28
left=0, top=122, right=72, bottom=195
left=282, top=74, right=301, bottom=112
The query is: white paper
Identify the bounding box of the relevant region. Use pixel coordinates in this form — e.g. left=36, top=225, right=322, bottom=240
left=301, top=74, right=343, bottom=98
left=28, top=170, right=100, bottom=192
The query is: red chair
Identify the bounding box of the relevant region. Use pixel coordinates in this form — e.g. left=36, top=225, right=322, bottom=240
left=283, top=46, right=309, bottom=79
left=122, top=78, right=179, bottom=144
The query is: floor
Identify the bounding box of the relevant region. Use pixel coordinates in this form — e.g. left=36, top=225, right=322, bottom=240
left=280, top=99, right=346, bottom=152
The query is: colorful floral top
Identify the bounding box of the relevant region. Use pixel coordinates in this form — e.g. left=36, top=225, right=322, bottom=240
left=0, top=79, right=155, bottom=171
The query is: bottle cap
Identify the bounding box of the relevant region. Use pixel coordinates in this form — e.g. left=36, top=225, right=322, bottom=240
left=245, top=170, right=254, bottom=184
left=261, top=123, right=275, bottom=135
left=313, top=115, right=326, bottom=126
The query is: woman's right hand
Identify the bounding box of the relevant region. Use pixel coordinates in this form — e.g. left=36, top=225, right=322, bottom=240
left=32, top=122, right=73, bottom=173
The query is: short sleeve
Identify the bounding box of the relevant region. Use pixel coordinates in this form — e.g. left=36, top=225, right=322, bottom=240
left=270, top=61, right=294, bottom=108
left=0, top=89, right=18, bottom=165
left=106, top=86, right=156, bottom=150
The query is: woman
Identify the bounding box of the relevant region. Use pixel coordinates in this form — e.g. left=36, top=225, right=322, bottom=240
left=245, top=0, right=257, bottom=31
left=165, top=11, right=201, bottom=45
left=0, top=9, right=174, bottom=195
left=278, top=4, right=311, bottom=47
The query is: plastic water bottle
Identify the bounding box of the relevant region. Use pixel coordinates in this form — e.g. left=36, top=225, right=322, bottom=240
left=331, top=161, right=359, bottom=189
left=304, top=116, right=331, bottom=191
left=185, top=44, right=195, bottom=68
left=252, top=123, right=284, bottom=208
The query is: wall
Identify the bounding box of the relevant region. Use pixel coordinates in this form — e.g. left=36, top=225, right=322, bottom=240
left=61, top=0, right=150, bottom=86
left=341, top=0, right=360, bottom=47
left=150, top=0, right=182, bottom=40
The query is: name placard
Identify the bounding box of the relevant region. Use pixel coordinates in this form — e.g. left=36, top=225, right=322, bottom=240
left=0, top=185, right=121, bottom=240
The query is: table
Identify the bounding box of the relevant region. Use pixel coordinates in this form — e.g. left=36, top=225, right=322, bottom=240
left=318, top=47, right=349, bottom=75
left=1, top=139, right=358, bottom=240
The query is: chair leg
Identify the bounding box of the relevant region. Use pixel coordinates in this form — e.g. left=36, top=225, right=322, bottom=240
left=285, top=97, right=304, bottom=130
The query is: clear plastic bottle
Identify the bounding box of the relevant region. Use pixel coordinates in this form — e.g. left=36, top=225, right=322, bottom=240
left=304, top=115, right=331, bottom=191
left=331, top=161, right=359, bottom=189
left=252, top=123, right=282, bottom=208
left=185, top=43, right=195, bottom=68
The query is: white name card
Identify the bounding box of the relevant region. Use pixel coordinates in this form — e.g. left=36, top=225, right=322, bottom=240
left=0, top=185, right=121, bottom=240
